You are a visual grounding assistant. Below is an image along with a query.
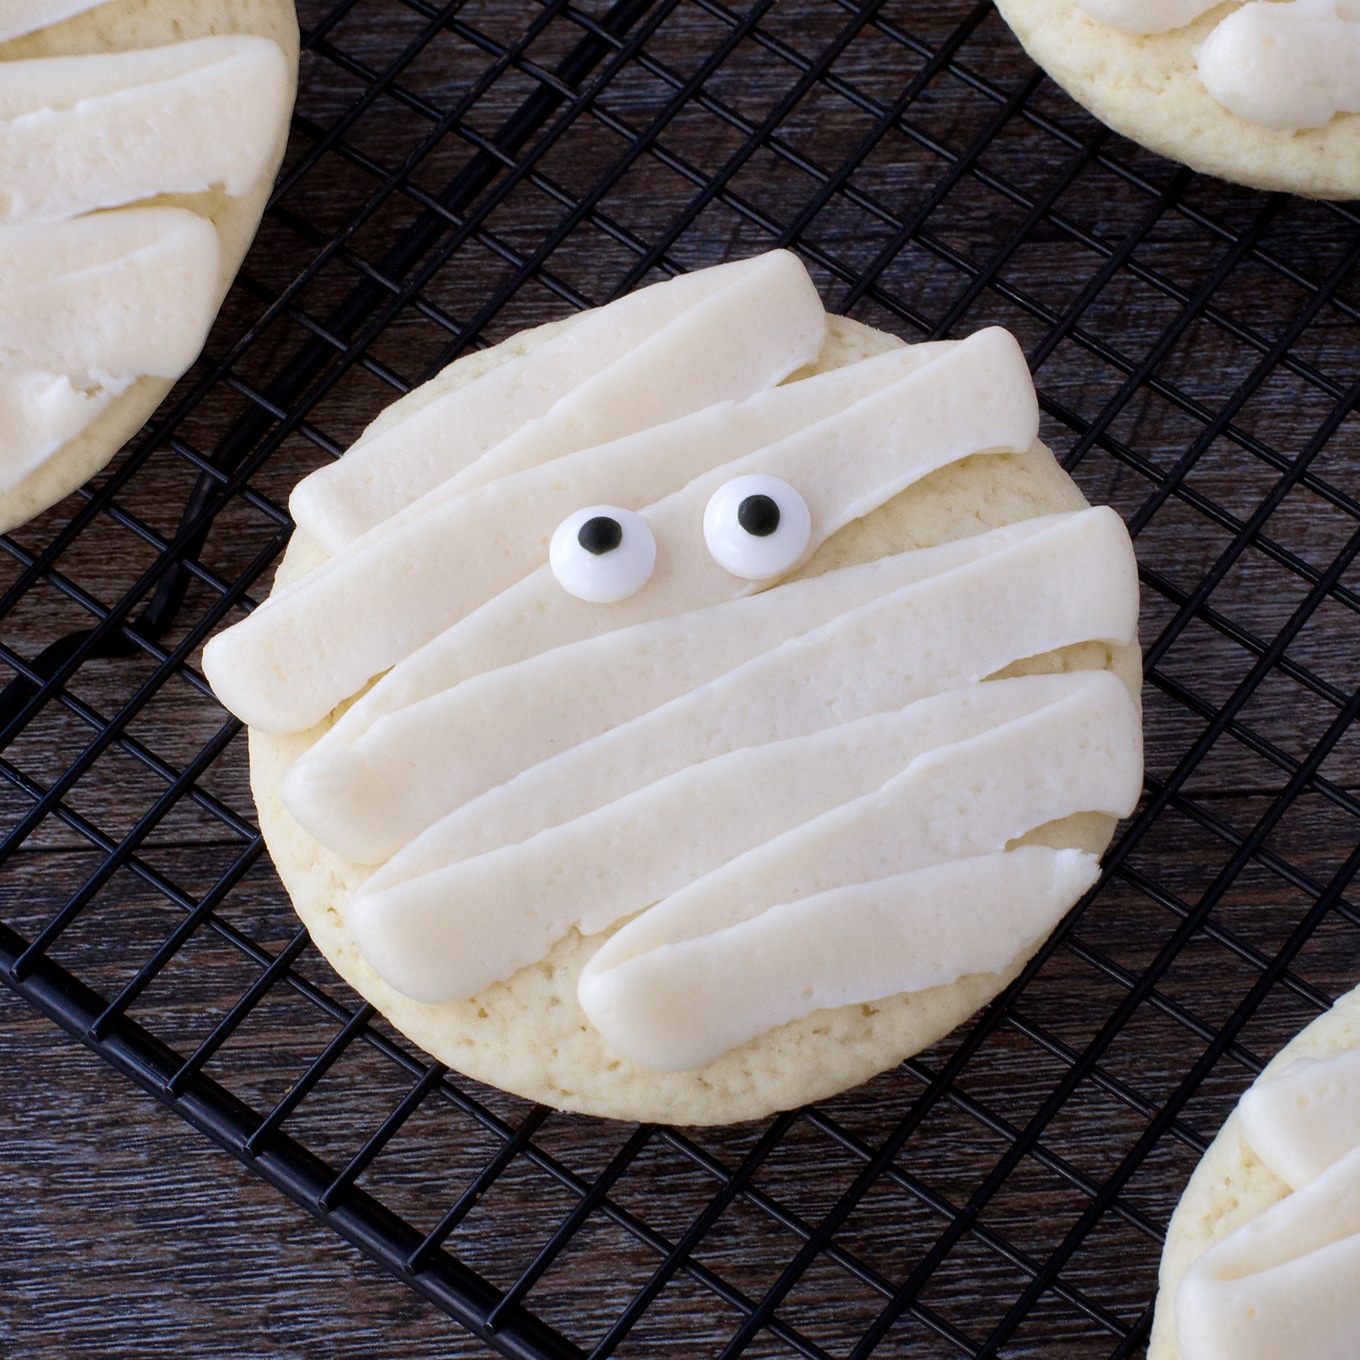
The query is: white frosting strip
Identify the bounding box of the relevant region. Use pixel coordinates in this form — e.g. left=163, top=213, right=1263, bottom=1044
left=577, top=670, right=1140, bottom=1069
left=584, top=849, right=1099, bottom=1072
left=287, top=515, right=1069, bottom=862
left=579, top=668, right=1139, bottom=972
left=287, top=508, right=1135, bottom=863
left=347, top=675, right=1103, bottom=1003
left=205, top=326, right=1039, bottom=735
left=0, top=0, right=111, bottom=43
left=0, top=209, right=220, bottom=493
left=1197, top=0, right=1360, bottom=130
left=1177, top=1143, right=1360, bottom=1360
left=405, top=328, right=1037, bottom=686
left=1074, top=0, right=1219, bottom=34
left=272, top=344, right=945, bottom=746
left=0, top=37, right=291, bottom=224
left=311, top=345, right=963, bottom=733
left=1239, top=1048, right=1360, bottom=1192
left=0, top=209, right=222, bottom=377
left=289, top=251, right=828, bottom=550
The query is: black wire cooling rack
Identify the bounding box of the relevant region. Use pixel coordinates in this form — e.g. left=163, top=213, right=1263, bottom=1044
left=3, top=0, right=1360, bottom=1355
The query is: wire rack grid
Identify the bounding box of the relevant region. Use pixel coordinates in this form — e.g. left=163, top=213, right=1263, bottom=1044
left=2, top=0, right=1359, bottom=1355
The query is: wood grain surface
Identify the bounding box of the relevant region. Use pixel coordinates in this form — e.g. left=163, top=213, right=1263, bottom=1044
left=0, top=988, right=492, bottom=1358
left=2, top=0, right=1359, bottom=1356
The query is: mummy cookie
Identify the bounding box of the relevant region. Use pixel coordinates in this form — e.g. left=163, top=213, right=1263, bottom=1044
left=994, top=0, right=1360, bottom=198
left=0, top=0, right=299, bottom=532
left=204, top=251, right=1144, bottom=1124
left=1149, top=983, right=1360, bottom=1360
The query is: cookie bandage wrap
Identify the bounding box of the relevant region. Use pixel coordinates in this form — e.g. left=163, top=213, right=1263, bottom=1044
left=1149, top=983, right=1360, bottom=1360
left=213, top=255, right=1144, bottom=1123
left=0, top=0, right=299, bottom=529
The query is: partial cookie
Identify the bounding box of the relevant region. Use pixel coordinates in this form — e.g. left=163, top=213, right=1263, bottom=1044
left=0, top=0, right=299, bottom=532
left=1148, top=982, right=1360, bottom=1360
left=207, top=258, right=1142, bottom=1123
left=993, top=0, right=1360, bottom=199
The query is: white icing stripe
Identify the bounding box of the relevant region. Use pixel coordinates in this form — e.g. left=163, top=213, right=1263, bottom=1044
left=280, top=343, right=944, bottom=731
left=582, top=848, right=1100, bottom=1072
left=347, top=675, right=1101, bottom=1004
left=411, top=328, right=1037, bottom=681
left=1197, top=0, right=1360, bottom=131
left=288, top=515, right=1071, bottom=863
left=0, top=0, right=110, bottom=43
left=581, top=668, right=1139, bottom=971
left=289, top=251, right=829, bottom=550
left=1238, top=1049, right=1360, bottom=1192
left=204, top=326, right=1039, bottom=735
left=1177, top=1143, right=1360, bottom=1360
left=576, top=671, right=1140, bottom=1069
left=0, top=209, right=220, bottom=493
left=0, top=37, right=291, bottom=224
left=320, top=488, right=1040, bottom=744
left=1073, top=0, right=1218, bottom=34
left=286, top=508, right=1136, bottom=863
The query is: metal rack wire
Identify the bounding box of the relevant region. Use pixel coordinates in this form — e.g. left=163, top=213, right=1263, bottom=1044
left=2, top=0, right=1358, bottom=1354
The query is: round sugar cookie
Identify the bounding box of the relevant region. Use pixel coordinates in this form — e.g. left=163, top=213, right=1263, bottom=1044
left=245, top=312, right=1143, bottom=1126
left=0, top=0, right=299, bottom=534
left=993, top=0, right=1360, bottom=199
left=1147, top=982, right=1360, bottom=1360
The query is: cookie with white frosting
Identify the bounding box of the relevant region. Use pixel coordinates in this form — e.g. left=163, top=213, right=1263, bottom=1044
left=1148, top=982, right=1360, bottom=1360
left=993, top=0, right=1360, bottom=198
left=0, top=0, right=298, bottom=532
left=205, top=251, right=1144, bottom=1124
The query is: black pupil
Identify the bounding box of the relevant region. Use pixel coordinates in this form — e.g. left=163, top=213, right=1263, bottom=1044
left=737, top=494, right=781, bottom=537
left=578, top=515, right=623, bottom=555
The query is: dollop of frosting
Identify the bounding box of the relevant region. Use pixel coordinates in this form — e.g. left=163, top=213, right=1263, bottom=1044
left=1074, top=0, right=1360, bottom=130
left=1198, top=0, right=1360, bottom=129
left=1239, top=1047, right=1360, bottom=1190
left=1178, top=1042, right=1360, bottom=1359
left=204, top=253, right=1143, bottom=1071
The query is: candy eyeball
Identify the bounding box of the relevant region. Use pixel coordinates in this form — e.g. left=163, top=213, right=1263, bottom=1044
left=703, top=475, right=812, bottom=580
left=550, top=505, right=656, bottom=603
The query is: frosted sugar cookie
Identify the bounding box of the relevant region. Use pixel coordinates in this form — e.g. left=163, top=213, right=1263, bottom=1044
left=0, top=0, right=299, bottom=532
left=1148, top=983, right=1360, bottom=1360
left=993, top=0, right=1360, bottom=198
left=204, top=251, right=1145, bottom=1124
